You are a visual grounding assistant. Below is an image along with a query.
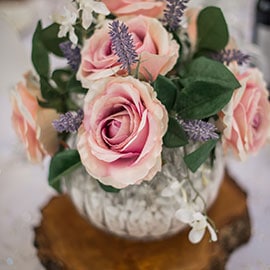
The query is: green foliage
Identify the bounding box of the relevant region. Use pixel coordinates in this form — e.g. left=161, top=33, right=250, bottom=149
left=163, top=117, right=188, bottom=148
left=98, top=182, right=120, bottom=193
left=52, top=69, right=72, bottom=91
left=175, top=81, right=234, bottom=119
left=37, top=97, right=65, bottom=112
left=180, top=57, right=240, bottom=89
left=67, top=74, right=88, bottom=94
left=197, top=7, right=229, bottom=52
left=39, top=76, right=59, bottom=99
left=175, top=57, right=240, bottom=119
left=38, top=76, right=67, bottom=112
left=153, top=75, right=177, bottom=111
left=184, top=140, right=218, bottom=172
left=48, top=150, right=82, bottom=192
left=41, top=23, right=66, bottom=57
left=31, top=21, right=82, bottom=112
left=32, top=21, right=50, bottom=78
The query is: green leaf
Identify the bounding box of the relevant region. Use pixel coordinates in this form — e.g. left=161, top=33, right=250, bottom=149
left=163, top=117, right=188, bottom=148
left=32, top=21, right=49, bottom=78
left=65, top=98, right=80, bottom=111
left=74, top=24, right=86, bottom=46
left=40, top=76, right=60, bottom=99
left=184, top=140, right=218, bottom=172
left=52, top=69, right=72, bottom=91
left=180, top=57, right=241, bottom=90
left=175, top=81, right=234, bottom=119
left=98, top=182, right=120, bottom=193
left=197, top=7, right=229, bottom=51
left=41, top=23, right=66, bottom=57
left=48, top=150, right=82, bottom=192
left=67, top=74, right=88, bottom=94
left=153, top=75, right=177, bottom=111
left=37, top=97, right=65, bottom=112
left=175, top=57, right=241, bottom=119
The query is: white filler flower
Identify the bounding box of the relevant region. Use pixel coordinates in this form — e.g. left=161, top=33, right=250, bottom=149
left=175, top=207, right=217, bottom=244
left=77, top=0, right=109, bottom=30
left=53, top=3, right=78, bottom=44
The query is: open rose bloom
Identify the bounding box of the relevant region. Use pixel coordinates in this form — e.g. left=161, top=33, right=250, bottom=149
left=11, top=72, right=59, bottom=163
left=77, top=15, right=179, bottom=86
left=77, top=76, right=168, bottom=188
left=219, top=68, right=270, bottom=160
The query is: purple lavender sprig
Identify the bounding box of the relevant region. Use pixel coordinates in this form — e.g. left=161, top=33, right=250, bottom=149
left=211, top=49, right=250, bottom=66
left=163, top=0, right=189, bottom=31
left=59, top=41, right=81, bottom=71
left=181, top=119, right=219, bottom=142
left=109, top=20, right=138, bottom=74
left=52, top=109, right=84, bottom=133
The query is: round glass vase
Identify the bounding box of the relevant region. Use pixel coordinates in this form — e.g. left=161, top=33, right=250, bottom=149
left=63, top=143, right=224, bottom=241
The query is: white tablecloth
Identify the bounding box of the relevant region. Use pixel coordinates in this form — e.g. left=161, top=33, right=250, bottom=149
left=1, top=0, right=270, bottom=269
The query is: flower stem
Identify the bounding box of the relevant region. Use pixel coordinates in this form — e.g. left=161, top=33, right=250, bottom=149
left=183, top=146, right=207, bottom=212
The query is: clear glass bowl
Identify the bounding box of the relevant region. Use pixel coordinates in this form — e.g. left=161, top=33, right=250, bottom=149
left=63, top=144, right=224, bottom=241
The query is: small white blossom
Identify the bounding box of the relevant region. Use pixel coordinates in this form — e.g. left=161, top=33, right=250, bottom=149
left=53, top=2, right=79, bottom=45
left=175, top=207, right=217, bottom=244
left=76, top=0, right=109, bottom=30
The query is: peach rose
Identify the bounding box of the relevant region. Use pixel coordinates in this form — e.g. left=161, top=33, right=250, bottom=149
left=77, top=76, right=168, bottom=188
left=219, top=68, right=270, bottom=160
left=77, top=15, right=179, bottom=86
left=101, top=0, right=165, bottom=18
left=11, top=72, right=59, bottom=163
left=185, top=7, right=200, bottom=51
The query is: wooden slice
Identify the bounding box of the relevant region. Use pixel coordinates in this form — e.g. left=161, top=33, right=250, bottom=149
left=34, top=171, right=251, bottom=270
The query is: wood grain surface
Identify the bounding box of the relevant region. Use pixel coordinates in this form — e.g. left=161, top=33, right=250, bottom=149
left=34, top=171, right=251, bottom=270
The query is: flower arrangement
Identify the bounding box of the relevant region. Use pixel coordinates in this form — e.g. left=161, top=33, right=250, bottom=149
left=11, top=0, right=270, bottom=244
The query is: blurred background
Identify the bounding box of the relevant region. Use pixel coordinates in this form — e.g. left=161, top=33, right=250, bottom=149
left=0, top=0, right=270, bottom=269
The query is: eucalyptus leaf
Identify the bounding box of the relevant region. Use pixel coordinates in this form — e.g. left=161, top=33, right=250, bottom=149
left=40, top=76, right=60, bottom=99
left=197, top=7, right=229, bottom=51
left=163, top=117, right=188, bottom=148
left=98, top=182, right=120, bottom=193
left=153, top=75, right=177, bottom=111
left=41, top=23, right=66, bottom=57
left=180, top=57, right=241, bottom=90
left=37, top=97, right=65, bottom=112
left=49, top=150, right=82, bottom=192
left=32, top=21, right=49, bottom=78
left=184, top=140, right=218, bottom=172
left=176, top=57, right=241, bottom=119
left=67, top=74, right=88, bottom=94
left=74, top=24, right=87, bottom=45
left=175, top=81, right=234, bottom=119
left=52, top=69, right=72, bottom=91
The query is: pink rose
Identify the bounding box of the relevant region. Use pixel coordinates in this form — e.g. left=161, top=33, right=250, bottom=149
left=219, top=68, right=270, bottom=160
left=11, top=72, right=59, bottom=163
left=77, top=15, right=179, bottom=86
left=77, top=76, right=168, bottom=188
left=101, top=0, right=165, bottom=18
